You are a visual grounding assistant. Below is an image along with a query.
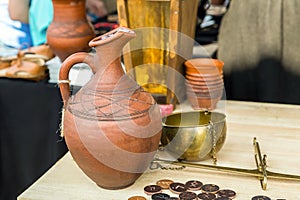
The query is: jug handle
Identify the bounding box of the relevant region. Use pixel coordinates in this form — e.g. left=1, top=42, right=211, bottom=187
left=58, top=52, right=94, bottom=106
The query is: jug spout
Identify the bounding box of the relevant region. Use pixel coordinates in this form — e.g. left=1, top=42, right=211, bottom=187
left=88, top=27, right=136, bottom=73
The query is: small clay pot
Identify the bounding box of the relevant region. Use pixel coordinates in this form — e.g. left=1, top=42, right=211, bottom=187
left=184, top=58, right=224, bottom=74
left=187, top=85, right=223, bottom=97
left=188, top=96, right=222, bottom=110
left=189, top=83, right=223, bottom=91
left=185, top=75, right=223, bottom=84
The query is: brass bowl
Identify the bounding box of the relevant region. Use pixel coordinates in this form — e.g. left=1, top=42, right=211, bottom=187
left=161, top=111, right=227, bottom=161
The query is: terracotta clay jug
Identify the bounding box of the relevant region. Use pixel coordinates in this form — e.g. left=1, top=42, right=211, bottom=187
left=58, top=27, right=162, bottom=189
left=46, top=0, right=95, bottom=62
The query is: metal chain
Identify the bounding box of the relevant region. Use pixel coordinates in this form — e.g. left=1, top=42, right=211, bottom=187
left=150, top=148, right=186, bottom=171
left=208, top=120, right=217, bottom=164
left=150, top=161, right=186, bottom=171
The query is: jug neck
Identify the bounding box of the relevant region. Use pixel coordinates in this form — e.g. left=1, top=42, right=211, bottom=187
left=87, top=27, right=136, bottom=89
left=52, top=0, right=87, bottom=22
left=89, top=27, right=136, bottom=75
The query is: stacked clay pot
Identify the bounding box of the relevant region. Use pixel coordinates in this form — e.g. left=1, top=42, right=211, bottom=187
left=184, top=58, right=224, bottom=110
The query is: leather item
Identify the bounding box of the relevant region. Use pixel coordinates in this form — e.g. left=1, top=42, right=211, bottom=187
left=21, top=44, right=55, bottom=61
left=2, top=52, right=48, bottom=81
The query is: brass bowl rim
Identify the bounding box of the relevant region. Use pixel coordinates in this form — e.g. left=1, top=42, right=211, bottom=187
left=162, top=111, right=226, bottom=128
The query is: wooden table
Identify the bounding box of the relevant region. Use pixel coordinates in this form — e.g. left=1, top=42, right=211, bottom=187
left=18, top=101, right=300, bottom=199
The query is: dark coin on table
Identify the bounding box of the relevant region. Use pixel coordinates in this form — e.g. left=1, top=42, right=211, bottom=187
left=251, top=195, right=271, bottom=200
left=201, top=184, right=220, bottom=193
left=216, top=189, right=236, bottom=198
left=185, top=180, right=203, bottom=191
left=128, top=196, right=147, bottom=200
left=156, top=179, right=174, bottom=189
left=178, top=191, right=198, bottom=200
left=197, top=193, right=216, bottom=200
left=214, top=197, right=231, bottom=200
left=144, top=185, right=162, bottom=195
left=151, top=193, right=170, bottom=200
left=169, top=182, right=187, bottom=194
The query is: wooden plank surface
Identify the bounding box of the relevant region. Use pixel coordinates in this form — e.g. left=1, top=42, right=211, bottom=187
left=18, top=100, right=300, bottom=200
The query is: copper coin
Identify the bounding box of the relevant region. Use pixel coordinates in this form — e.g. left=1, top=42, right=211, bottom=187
left=215, top=197, right=231, bottom=200
left=185, top=180, right=203, bottom=191
left=179, top=191, right=198, bottom=200
left=128, top=196, right=147, bottom=200
left=151, top=193, right=170, bottom=200
left=144, top=185, right=162, bottom=195
left=216, top=189, right=236, bottom=198
left=156, top=179, right=174, bottom=189
left=169, top=182, right=187, bottom=194
left=197, top=193, right=216, bottom=200
left=251, top=195, right=271, bottom=200
left=201, top=184, right=220, bottom=193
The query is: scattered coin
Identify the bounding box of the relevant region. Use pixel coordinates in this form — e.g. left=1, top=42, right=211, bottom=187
left=216, top=189, right=236, bottom=199
left=144, top=185, right=162, bottom=195
left=185, top=180, right=203, bottom=191
left=169, top=182, right=187, bottom=194
left=179, top=191, right=198, bottom=200
left=156, top=179, right=174, bottom=189
left=128, top=196, right=147, bottom=200
left=151, top=192, right=170, bottom=200
left=201, top=184, right=220, bottom=193
left=197, top=193, right=216, bottom=200
left=142, top=179, right=239, bottom=200
left=251, top=195, right=271, bottom=200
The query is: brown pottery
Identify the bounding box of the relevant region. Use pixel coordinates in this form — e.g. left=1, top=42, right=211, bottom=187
left=59, top=27, right=162, bottom=189
left=46, top=0, right=95, bottom=62
left=185, top=58, right=224, bottom=75
left=184, top=58, right=224, bottom=110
